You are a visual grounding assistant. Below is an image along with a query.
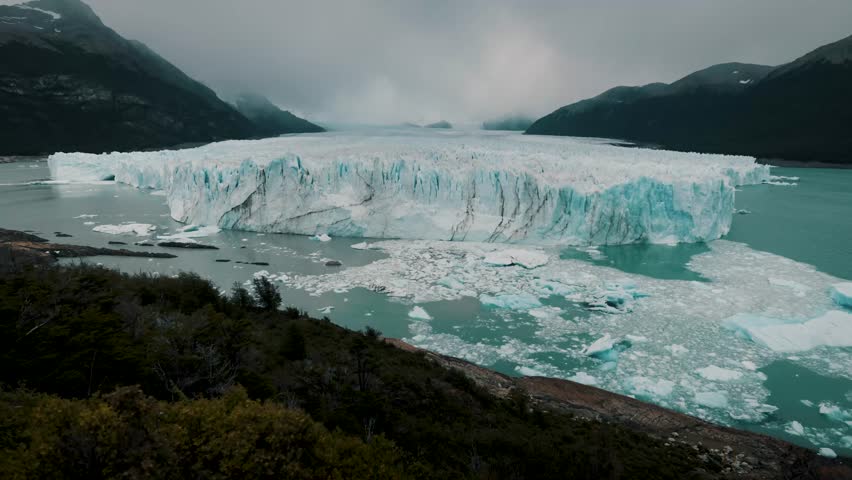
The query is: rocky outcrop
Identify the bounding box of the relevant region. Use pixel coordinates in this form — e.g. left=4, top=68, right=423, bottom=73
left=0, top=228, right=176, bottom=272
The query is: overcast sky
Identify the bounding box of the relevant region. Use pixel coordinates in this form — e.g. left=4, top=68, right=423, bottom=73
left=85, top=0, right=852, bottom=125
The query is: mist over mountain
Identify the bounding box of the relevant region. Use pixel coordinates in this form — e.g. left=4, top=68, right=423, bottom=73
left=0, top=0, right=323, bottom=155
left=233, top=93, right=325, bottom=136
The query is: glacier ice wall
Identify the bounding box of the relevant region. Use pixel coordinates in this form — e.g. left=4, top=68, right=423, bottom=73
left=48, top=129, right=770, bottom=246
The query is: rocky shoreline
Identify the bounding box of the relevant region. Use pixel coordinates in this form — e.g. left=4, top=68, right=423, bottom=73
left=0, top=228, right=176, bottom=272
left=384, top=338, right=852, bottom=479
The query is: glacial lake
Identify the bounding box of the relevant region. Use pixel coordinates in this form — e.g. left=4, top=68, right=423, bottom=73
left=1, top=159, right=850, bottom=456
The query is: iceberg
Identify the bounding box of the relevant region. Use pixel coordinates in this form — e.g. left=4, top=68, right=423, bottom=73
left=92, top=223, right=156, bottom=236
left=830, top=283, right=852, bottom=308
left=723, top=311, right=852, bottom=352
left=48, top=130, right=770, bottom=246
left=582, top=334, right=632, bottom=362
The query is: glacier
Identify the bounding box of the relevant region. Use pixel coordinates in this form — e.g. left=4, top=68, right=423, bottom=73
left=48, top=129, right=770, bottom=246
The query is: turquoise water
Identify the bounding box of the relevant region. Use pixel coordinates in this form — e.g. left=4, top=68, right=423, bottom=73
left=1, top=160, right=850, bottom=455
left=728, top=167, right=852, bottom=280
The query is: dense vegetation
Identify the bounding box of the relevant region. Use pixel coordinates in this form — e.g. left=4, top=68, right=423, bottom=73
left=0, top=264, right=714, bottom=479
left=527, top=36, right=852, bottom=164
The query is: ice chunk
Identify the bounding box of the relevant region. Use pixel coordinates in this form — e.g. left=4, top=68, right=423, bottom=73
left=624, top=376, right=675, bottom=401
left=310, top=234, right=332, bottom=242
left=830, top=283, right=852, bottom=308
left=695, top=365, right=743, bottom=382
left=317, top=306, right=334, bottom=314
left=582, top=334, right=632, bottom=362
left=819, top=402, right=852, bottom=424
left=568, top=372, right=598, bottom=385
left=516, top=366, right=546, bottom=377
left=694, top=391, right=729, bottom=408
left=48, top=129, right=770, bottom=246
left=157, top=224, right=220, bottom=241
left=483, top=249, right=549, bottom=269
left=818, top=448, right=837, bottom=459
left=723, top=311, right=852, bottom=352
left=785, top=421, right=805, bottom=436
left=664, top=344, right=689, bottom=356
left=93, top=223, right=156, bottom=236
left=479, top=293, right=542, bottom=310
left=408, top=306, right=432, bottom=320
left=350, top=242, right=372, bottom=250
left=741, top=360, right=758, bottom=371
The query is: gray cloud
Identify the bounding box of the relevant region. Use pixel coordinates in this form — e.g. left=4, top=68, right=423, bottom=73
left=86, top=0, right=852, bottom=125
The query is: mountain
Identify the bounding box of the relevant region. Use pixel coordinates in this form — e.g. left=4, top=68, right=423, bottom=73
left=482, top=114, right=535, bottom=131
left=233, top=93, right=324, bottom=136
left=425, top=120, right=453, bottom=129
left=527, top=36, right=852, bottom=164
left=0, top=0, right=258, bottom=155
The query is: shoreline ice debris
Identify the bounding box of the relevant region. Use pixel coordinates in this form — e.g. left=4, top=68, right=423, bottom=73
left=93, top=223, right=156, bottom=236
left=830, top=283, right=852, bottom=308
left=48, top=130, right=770, bottom=246
left=818, top=448, right=837, bottom=459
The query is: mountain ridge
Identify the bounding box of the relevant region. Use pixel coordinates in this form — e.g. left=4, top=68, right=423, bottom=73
left=0, top=0, right=321, bottom=155
left=527, top=34, right=852, bottom=164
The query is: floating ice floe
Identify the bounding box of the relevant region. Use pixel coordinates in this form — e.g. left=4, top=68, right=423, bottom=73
left=568, top=371, right=598, bottom=385
left=259, top=236, right=851, bottom=449
left=310, top=234, right=332, bottom=242
left=582, top=334, right=632, bottom=362
left=480, top=293, right=542, bottom=310
left=157, top=224, right=221, bottom=241
left=408, top=306, right=432, bottom=320
left=483, top=249, right=549, bottom=269
left=818, top=448, right=837, bottom=458
left=351, top=242, right=372, bottom=250
left=93, top=223, right=156, bottom=236
left=694, top=391, right=729, bottom=409
left=48, top=129, right=771, bottom=246
left=695, top=365, right=744, bottom=382
left=723, top=310, right=852, bottom=352
left=830, top=283, right=852, bottom=309
left=786, top=421, right=805, bottom=436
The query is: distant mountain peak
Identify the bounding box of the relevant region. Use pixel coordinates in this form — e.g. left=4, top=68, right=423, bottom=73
left=233, top=93, right=325, bottom=135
